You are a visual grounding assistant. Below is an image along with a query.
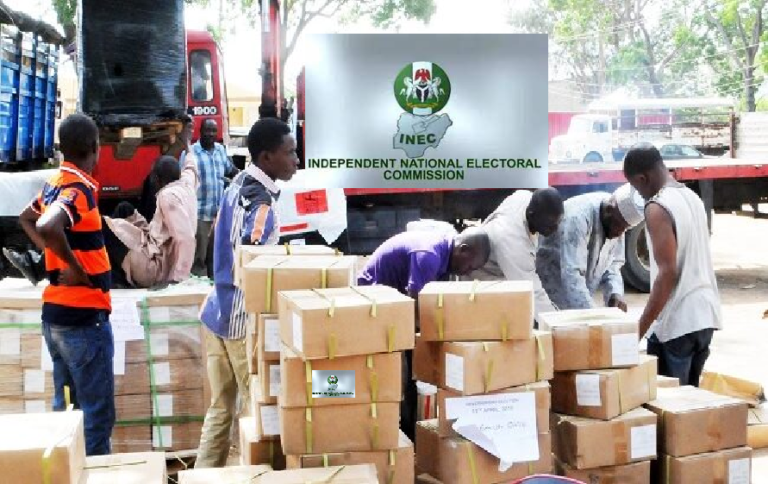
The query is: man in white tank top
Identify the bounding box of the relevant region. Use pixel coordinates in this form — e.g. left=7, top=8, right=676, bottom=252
left=623, top=143, right=722, bottom=386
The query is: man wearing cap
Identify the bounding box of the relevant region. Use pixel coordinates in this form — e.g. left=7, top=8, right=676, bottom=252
left=536, top=183, right=645, bottom=311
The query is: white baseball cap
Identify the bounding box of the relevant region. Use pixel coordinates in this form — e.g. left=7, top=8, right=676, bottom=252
left=613, top=183, right=645, bottom=227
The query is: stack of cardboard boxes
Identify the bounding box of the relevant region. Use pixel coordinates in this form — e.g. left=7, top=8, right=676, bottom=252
left=178, top=463, right=379, bottom=483
left=413, top=280, right=556, bottom=483
left=645, top=385, right=751, bottom=483
left=541, top=308, right=659, bottom=482
left=277, top=284, right=416, bottom=483
left=237, top=252, right=357, bottom=469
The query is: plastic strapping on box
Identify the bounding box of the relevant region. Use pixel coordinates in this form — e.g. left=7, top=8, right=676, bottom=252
left=484, top=359, right=495, bottom=394
left=305, top=361, right=314, bottom=406
left=42, top=400, right=76, bottom=484
left=664, top=454, right=671, bottom=484
left=500, top=318, right=508, bottom=342
left=306, top=408, right=314, bottom=453
left=387, top=450, right=397, bottom=484
left=617, top=372, right=625, bottom=414
left=140, top=298, right=165, bottom=449
left=328, top=333, right=337, bottom=360
left=370, top=371, right=379, bottom=402
left=284, top=243, right=292, bottom=256
left=350, top=287, right=378, bottom=318
left=388, top=325, right=395, bottom=353
left=366, top=355, right=374, bottom=369
left=311, top=289, right=336, bottom=318
left=305, top=465, right=345, bottom=484
left=588, top=325, right=602, bottom=368
left=436, top=293, right=445, bottom=341
left=322, top=454, right=329, bottom=467
left=371, top=421, right=380, bottom=449
left=64, top=385, right=71, bottom=408
left=269, top=441, right=275, bottom=469
left=534, top=333, right=545, bottom=381
left=83, top=459, right=148, bottom=471
left=321, top=268, right=328, bottom=289
left=464, top=442, right=479, bottom=484
left=612, top=421, right=628, bottom=463
left=265, top=268, right=274, bottom=313
left=469, top=279, right=480, bottom=302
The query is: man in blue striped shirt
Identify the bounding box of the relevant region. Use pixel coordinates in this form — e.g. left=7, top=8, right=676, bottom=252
left=192, top=118, right=238, bottom=277
left=195, top=118, right=298, bottom=468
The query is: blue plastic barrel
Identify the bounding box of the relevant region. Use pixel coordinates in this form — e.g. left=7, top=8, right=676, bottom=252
left=0, top=26, right=20, bottom=164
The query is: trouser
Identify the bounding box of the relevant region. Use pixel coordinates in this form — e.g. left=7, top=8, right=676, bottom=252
left=195, top=326, right=251, bottom=468
left=401, top=350, right=417, bottom=442
left=42, top=312, right=115, bottom=456
left=193, top=220, right=214, bottom=277
left=101, top=211, right=131, bottom=288
left=647, top=328, right=715, bottom=387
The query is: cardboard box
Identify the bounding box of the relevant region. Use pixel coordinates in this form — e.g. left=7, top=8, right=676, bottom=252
left=279, top=402, right=400, bottom=454
left=645, top=385, right=749, bottom=457
left=551, top=355, right=657, bottom=420
left=235, top=244, right=339, bottom=288
left=243, top=255, right=357, bottom=314
left=748, top=406, right=768, bottom=449
left=111, top=426, right=152, bottom=453
left=700, top=371, right=765, bottom=407
left=555, top=458, right=651, bottom=484
left=80, top=452, right=167, bottom=484
left=151, top=389, right=205, bottom=419
left=0, top=410, right=86, bottom=484
left=537, top=307, right=627, bottom=331
left=280, top=345, right=402, bottom=408
left=247, top=315, right=258, bottom=374
left=0, top=365, right=22, bottom=397
left=258, top=313, right=281, bottom=362
left=541, top=311, right=639, bottom=371
left=437, top=433, right=552, bottom=484
left=415, top=420, right=440, bottom=477
left=23, top=368, right=54, bottom=398
left=178, top=465, right=273, bottom=483
left=419, top=280, right=533, bottom=341
left=552, top=407, right=658, bottom=469
left=659, top=446, right=752, bottom=484
left=248, top=376, right=280, bottom=440
left=286, top=431, right=414, bottom=484
left=0, top=397, right=24, bottom=414
left=279, top=286, right=415, bottom=359
left=115, top=394, right=152, bottom=421
left=437, top=381, right=551, bottom=438
left=239, top=417, right=286, bottom=470
left=259, top=359, right=281, bottom=405
left=114, top=359, right=205, bottom=396
left=414, top=332, right=553, bottom=395
left=657, top=375, right=680, bottom=388
left=250, top=464, right=379, bottom=483
left=151, top=421, right=203, bottom=451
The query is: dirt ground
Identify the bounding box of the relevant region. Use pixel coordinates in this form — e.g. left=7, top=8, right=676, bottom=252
left=623, top=210, right=768, bottom=481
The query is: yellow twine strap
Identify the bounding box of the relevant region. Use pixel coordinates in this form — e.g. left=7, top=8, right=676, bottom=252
left=323, top=454, right=329, bottom=467
left=305, top=361, right=314, bottom=406
left=269, top=441, right=275, bottom=468
left=371, top=402, right=378, bottom=419
left=350, top=286, right=378, bottom=317
left=617, top=372, right=624, bottom=414
left=528, top=462, right=534, bottom=474
left=328, top=333, right=337, bottom=360
left=469, top=279, right=480, bottom=302
left=311, top=289, right=336, bottom=317
left=321, top=268, right=328, bottom=289
left=436, top=293, right=445, bottom=341
left=386, top=469, right=396, bottom=484
left=664, top=454, right=671, bottom=484
left=387, top=325, right=395, bottom=353
left=465, top=443, right=479, bottom=484
left=371, top=421, right=380, bottom=449
left=265, top=267, right=274, bottom=312
left=370, top=371, right=379, bottom=402
left=305, top=465, right=346, bottom=484
left=366, top=355, right=374, bottom=369
left=305, top=408, right=314, bottom=454
left=284, top=242, right=292, bottom=255
left=500, top=317, right=509, bottom=342
left=389, top=449, right=396, bottom=466
left=64, top=385, right=71, bottom=409
left=534, top=333, right=545, bottom=381
left=484, top=359, right=495, bottom=393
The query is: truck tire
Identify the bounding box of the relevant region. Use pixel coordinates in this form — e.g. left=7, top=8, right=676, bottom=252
left=583, top=152, right=603, bottom=163
left=621, top=222, right=651, bottom=293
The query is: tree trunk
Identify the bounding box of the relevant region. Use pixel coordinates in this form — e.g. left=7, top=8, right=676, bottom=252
left=745, top=66, right=756, bottom=112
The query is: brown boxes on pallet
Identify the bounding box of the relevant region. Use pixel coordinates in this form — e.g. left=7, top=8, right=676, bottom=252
left=111, top=426, right=152, bottom=453
left=258, top=313, right=282, bottom=362
left=659, top=446, right=752, bottom=484
left=286, top=431, right=414, bottom=484
left=437, top=381, right=551, bottom=438
left=80, top=452, right=167, bottom=484
left=279, top=402, right=400, bottom=454
left=178, top=465, right=274, bottom=483
left=243, top=255, right=357, bottom=314
left=0, top=410, right=85, bottom=484
left=259, top=359, right=281, bottom=405
left=414, top=332, right=553, bottom=395
left=279, top=286, right=415, bottom=359
left=700, top=371, right=765, bottom=407
left=552, top=407, right=658, bottom=469
left=239, top=417, right=286, bottom=470
left=551, top=355, right=657, bottom=420
left=657, top=375, right=681, bottom=388
left=281, top=345, right=402, bottom=408
left=418, top=280, right=533, bottom=341
left=645, top=385, right=749, bottom=457
left=415, top=420, right=440, bottom=477
left=748, top=406, right=768, bottom=449
left=0, top=365, right=22, bottom=397
left=151, top=421, right=203, bottom=451
left=249, top=375, right=280, bottom=440
left=437, top=433, right=552, bottom=484
left=536, top=309, right=639, bottom=371
left=247, top=315, right=258, bottom=374
left=537, top=307, right=627, bottom=331
left=250, top=464, right=379, bottom=483
left=235, top=243, right=339, bottom=288
left=555, top=459, right=651, bottom=484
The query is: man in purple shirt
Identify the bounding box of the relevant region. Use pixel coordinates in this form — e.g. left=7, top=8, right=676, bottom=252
left=357, top=226, right=491, bottom=441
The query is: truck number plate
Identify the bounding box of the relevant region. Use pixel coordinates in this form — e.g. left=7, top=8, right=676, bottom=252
left=190, top=106, right=218, bottom=116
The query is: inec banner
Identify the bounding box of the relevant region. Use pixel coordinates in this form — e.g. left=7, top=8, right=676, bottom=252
left=303, top=34, right=548, bottom=189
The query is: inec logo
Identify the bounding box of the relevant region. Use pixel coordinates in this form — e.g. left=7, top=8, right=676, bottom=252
left=312, top=370, right=355, bottom=398
left=327, top=375, right=338, bottom=391
left=393, top=61, right=453, bottom=158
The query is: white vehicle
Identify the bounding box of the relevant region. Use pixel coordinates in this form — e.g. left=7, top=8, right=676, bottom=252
left=549, top=114, right=614, bottom=164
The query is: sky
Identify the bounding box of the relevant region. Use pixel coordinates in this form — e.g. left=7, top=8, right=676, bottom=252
left=5, top=0, right=519, bottom=95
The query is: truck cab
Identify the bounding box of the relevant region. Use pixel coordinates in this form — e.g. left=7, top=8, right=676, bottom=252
left=549, top=114, right=614, bottom=164
left=186, top=30, right=229, bottom=145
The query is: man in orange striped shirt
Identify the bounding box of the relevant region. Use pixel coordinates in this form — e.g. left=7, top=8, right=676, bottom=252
left=17, top=113, right=115, bottom=455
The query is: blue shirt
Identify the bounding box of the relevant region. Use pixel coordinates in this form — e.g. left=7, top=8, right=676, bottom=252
left=193, top=141, right=235, bottom=222
left=357, top=231, right=453, bottom=297
left=199, top=165, right=280, bottom=339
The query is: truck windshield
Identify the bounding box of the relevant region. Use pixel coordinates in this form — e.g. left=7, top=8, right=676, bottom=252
left=568, top=117, right=594, bottom=135
left=190, top=50, right=213, bottom=102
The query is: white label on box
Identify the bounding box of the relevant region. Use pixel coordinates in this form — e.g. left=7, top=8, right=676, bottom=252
left=0, top=330, right=20, bottom=356
left=152, top=426, right=173, bottom=448
left=25, top=400, right=46, bottom=413
left=24, top=369, right=45, bottom=394
left=292, top=312, right=303, bottom=353
left=153, top=362, right=171, bottom=386
left=112, top=340, right=126, bottom=376
left=575, top=374, right=602, bottom=407
left=154, top=394, right=174, bottom=417
left=728, top=458, right=750, bottom=484
left=41, top=337, right=53, bottom=372
left=269, top=365, right=281, bottom=397
left=260, top=405, right=280, bottom=436
left=150, top=333, right=170, bottom=357
left=444, top=353, right=464, bottom=392
left=630, top=424, right=657, bottom=459
left=611, top=333, right=640, bottom=366
left=110, top=296, right=144, bottom=341
left=264, top=319, right=281, bottom=353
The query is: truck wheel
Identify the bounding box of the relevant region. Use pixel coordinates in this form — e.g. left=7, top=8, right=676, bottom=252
left=583, top=152, right=603, bottom=163
left=621, top=222, right=651, bottom=293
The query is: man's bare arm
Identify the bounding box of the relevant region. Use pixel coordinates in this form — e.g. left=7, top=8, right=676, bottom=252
left=36, top=206, right=90, bottom=286
left=638, top=203, right=678, bottom=339
left=19, top=205, right=45, bottom=251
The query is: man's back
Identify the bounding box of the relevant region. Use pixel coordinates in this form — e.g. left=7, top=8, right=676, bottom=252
left=358, top=231, right=452, bottom=296
left=648, top=183, right=722, bottom=341
left=194, top=141, right=233, bottom=222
